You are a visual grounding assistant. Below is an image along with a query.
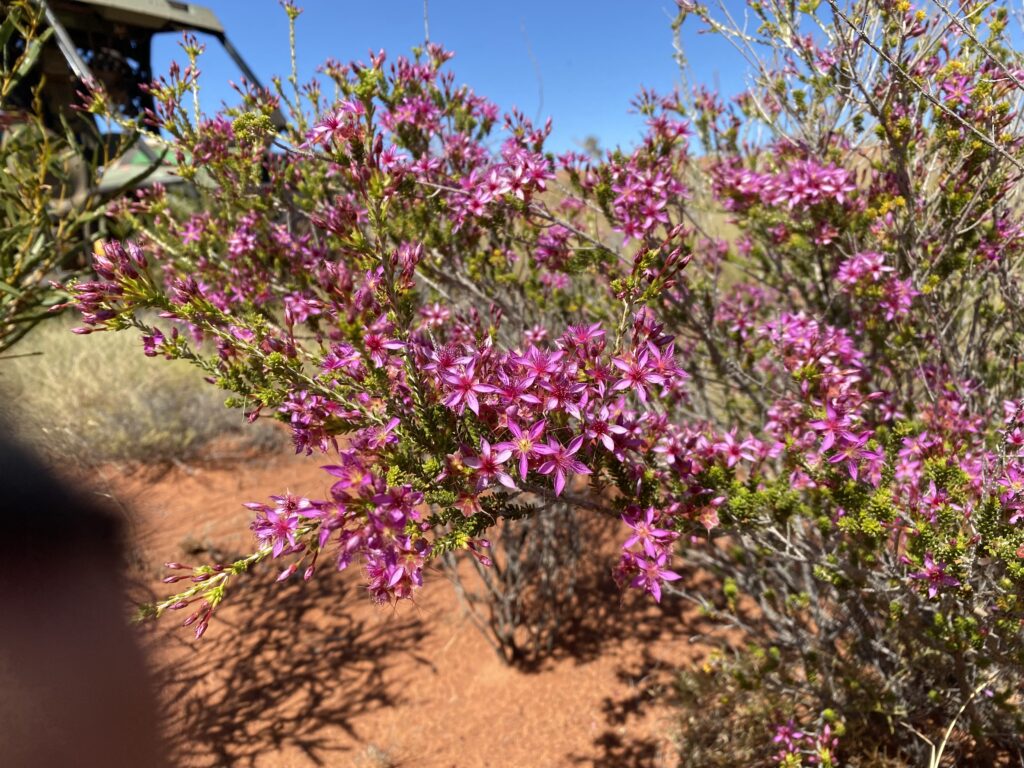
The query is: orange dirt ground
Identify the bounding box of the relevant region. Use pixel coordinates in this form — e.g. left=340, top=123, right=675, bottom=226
left=103, top=451, right=727, bottom=768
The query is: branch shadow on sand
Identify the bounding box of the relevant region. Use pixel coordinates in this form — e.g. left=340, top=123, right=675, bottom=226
left=569, top=647, right=680, bottom=768
left=140, top=570, right=431, bottom=767
left=505, top=533, right=734, bottom=767
left=459, top=518, right=726, bottom=675
left=554, top=570, right=714, bottom=768
left=449, top=519, right=730, bottom=767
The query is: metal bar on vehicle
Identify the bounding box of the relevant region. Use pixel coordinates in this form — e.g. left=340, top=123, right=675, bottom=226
left=31, top=0, right=96, bottom=85
left=33, top=1, right=163, bottom=167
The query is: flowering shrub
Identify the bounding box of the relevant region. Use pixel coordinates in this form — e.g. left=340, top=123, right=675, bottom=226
left=68, top=0, right=1024, bottom=761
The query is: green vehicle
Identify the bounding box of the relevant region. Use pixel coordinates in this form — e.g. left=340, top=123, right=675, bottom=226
left=5, top=0, right=276, bottom=192
left=0, top=0, right=273, bottom=352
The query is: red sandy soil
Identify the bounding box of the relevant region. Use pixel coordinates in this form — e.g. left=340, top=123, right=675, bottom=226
left=104, top=451, right=727, bottom=768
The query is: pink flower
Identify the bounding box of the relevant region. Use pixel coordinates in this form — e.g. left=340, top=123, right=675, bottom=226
left=495, top=418, right=546, bottom=479
left=490, top=370, right=541, bottom=409
left=909, top=553, right=960, bottom=598
left=808, top=402, right=854, bottom=452
left=611, top=349, right=665, bottom=403
left=827, top=430, right=871, bottom=480
left=535, top=435, right=592, bottom=496
left=714, top=429, right=759, bottom=468
left=880, top=278, right=918, bottom=320
left=363, top=333, right=404, bottom=367
left=247, top=494, right=314, bottom=557
left=585, top=406, right=629, bottom=451
left=860, top=444, right=887, bottom=487
left=836, top=251, right=892, bottom=286
left=513, top=346, right=564, bottom=377
left=419, top=302, right=451, bottom=328
left=442, top=363, right=493, bottom=415
left=629, top=553, right=681, bottom=602
left=463, top=439, right=516, bottom=490
left=307, top=100, right=365, bottom=146
left=941, top=74, right=974, bottom=107
left=622, top=507, right=678, bottom=557
left=561, top=322, right=606, bottom=350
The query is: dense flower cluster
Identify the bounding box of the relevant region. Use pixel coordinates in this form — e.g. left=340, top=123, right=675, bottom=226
left=714, top=158, right=857, bottom=213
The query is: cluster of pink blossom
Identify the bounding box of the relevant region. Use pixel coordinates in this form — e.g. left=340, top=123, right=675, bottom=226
left=713, top=282, right=772, bottom=342
left=835, top=251, right=919, bottom=321
left=996, top=400, right=1024, bottom=526
left=231, top=318, right=692, bottom=604
left=443, top=140, right=554, bottom=231
left=558, top=90, right=690, bottom=243
left=69, top=26, right=1024, bottom=624
left=607, top=160, right=688, bottom=241
left=771, top=719, right=840, bottom=766
left=615, top=506, right=681, bottom=601
left=713, top=157, right=857, bottom=213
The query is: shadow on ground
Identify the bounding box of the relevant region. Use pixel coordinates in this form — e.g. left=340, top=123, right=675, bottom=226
left=570, top=647, right=681, bottom=768
left=136, top=511, right=727, bottom=768
left=142, top=572, right=430, bottom=767
left=448, top=520, right=726, bottom=767
left=449, top=514, right=720, bottom=677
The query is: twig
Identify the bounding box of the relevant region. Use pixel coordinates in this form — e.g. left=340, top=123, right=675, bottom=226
left=826, top=0, right=1024, bottom=172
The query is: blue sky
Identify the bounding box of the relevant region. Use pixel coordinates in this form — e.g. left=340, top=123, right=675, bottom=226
left=151, top=1, right=746, bottom=154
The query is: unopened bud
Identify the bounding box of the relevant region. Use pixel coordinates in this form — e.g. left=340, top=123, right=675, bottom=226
left=126, top=241, right=148, bottom=268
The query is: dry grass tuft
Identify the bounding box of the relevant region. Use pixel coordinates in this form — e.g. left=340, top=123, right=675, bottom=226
left=0, top=321, right=283, bottom=467
left=351, top=744, right=399, bottom=768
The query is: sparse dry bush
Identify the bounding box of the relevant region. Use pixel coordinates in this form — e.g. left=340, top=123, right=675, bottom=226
left=0, top=320, right=282, bottom=466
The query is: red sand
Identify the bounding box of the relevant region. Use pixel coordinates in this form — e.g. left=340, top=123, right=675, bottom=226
left=107, top=452, right=723, bottom=767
